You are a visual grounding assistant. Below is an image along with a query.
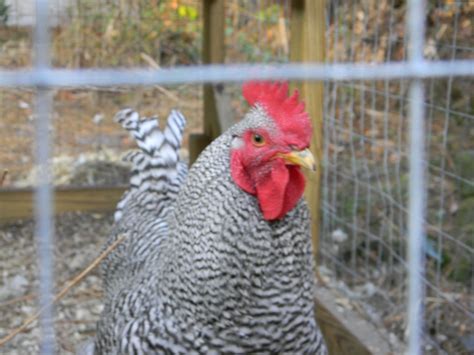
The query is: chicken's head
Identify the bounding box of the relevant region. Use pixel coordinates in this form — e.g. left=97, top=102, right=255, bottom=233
left=230, top=81, right=315, bottom=221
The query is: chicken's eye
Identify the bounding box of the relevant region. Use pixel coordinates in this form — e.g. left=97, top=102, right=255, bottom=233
left=251, top=133, right=266, bottom=147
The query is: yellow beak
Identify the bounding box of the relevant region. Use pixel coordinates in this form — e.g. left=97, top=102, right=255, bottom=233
left=278, top=148, right=316, bottom=172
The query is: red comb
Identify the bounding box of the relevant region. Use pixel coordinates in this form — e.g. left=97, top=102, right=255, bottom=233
left=242, top=81, right=312, bottom=145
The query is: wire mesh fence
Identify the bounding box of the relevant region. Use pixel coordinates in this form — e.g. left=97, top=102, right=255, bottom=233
left=0, top=0, right=292, bottom=184
left=321, top=1, right=473, bottom=353
left=0, top=0, right=472, bottom=354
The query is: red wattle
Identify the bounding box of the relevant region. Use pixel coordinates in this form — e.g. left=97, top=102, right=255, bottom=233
left=256, top=161, right=289, bottom=220
left=232, top=153, right=306, bottom=221
left=230, top=150, right=256, bottom=194
left=257, top=163, right=305, bottom=220
left=280, top=165, right=305, bottom=219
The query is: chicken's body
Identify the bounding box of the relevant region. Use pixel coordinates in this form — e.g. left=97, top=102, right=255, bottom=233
left=98, top=109, right=187, bottom=300
left=94, top=83, right=327, bottom=354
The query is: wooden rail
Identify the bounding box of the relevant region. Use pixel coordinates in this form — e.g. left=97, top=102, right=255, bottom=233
left=290, top=0, right=325, bottom=261
left=286, top=3, right=392, bottom=353
left=189, top=0, right=226, bottom=164
left=315, top=288, right=392, bottom=354
left=0, top=186, right=125, bottom=223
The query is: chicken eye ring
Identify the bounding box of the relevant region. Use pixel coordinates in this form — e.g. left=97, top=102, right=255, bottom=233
left=251, top=133, right=266, bottom=147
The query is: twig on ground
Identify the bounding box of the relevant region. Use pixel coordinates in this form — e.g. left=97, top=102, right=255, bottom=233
left=0, top=287, right=103, bottom=310
left=0, top=170, right=8, bottom=187
left=0, top=293, right=36, bottom=309
left=0, top=234, right=126, bottom=347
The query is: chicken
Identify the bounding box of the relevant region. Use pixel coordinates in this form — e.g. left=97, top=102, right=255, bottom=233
left=93, top=82, right=327, bottom=354
left=99, top=108, right=188, bottom=299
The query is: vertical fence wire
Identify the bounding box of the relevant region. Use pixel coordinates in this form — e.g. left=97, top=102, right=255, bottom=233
left=407, top=0, right=426, bottom=354
left=407, top=81, right=426, bottom=355
left=34, top=0, right=55, bottom=353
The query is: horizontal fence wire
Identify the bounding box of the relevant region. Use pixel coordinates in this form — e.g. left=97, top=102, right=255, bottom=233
left=0, top=61, right=473, bottom=88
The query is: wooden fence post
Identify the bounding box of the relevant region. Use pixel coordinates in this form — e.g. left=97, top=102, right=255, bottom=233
left=189, top=0, right=226, bottom=164
left=290, top=0, right=325, bottom=262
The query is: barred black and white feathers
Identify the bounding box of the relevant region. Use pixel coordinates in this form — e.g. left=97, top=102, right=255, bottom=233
left=114, top=108, right=187, bottom=221
left=99, top=108, right=188, bottom=300
left=94, top=96, right=327, bottom=353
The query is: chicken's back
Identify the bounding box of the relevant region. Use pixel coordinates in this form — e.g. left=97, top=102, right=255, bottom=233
left=100, top=108, right=187, bottom=302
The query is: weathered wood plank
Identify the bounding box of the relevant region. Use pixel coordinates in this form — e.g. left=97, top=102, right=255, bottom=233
left=290, top=0, right=305, bottom=63
left=189, top=86, right=234, bottom=164
left=189, top=133, right=213, bottom=164
left=303, top=0, right=326, bottom=259
left=314, top=287, right=392, bottom=355
left=193, top=0, right=226, bottom=164
left=289, top=2, right=381, bottom=354
left=315, top=300, right=371, bottom=354
left=0, top=186, right=125, bottom=223
left=290, top=0, right=325, bottom=262
left=213, top=84, right=234, bottom=132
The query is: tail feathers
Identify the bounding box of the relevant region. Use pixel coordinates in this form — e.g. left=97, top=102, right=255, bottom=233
left=114, top=108, right=187, bottom=221
left=164, top=109, right=186, bottom=149
left=115, top=108, right=185, bottom=158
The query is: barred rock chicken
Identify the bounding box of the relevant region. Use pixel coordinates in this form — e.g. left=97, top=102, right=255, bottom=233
left=93, top=82, right=327, bottom=354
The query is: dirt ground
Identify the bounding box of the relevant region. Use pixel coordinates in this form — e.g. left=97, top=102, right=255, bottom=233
left=1, top=211, right=470, bottom=354
left=0, top=86, right=205, bottom=186
left=0, top=212, right=113, bottom=354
